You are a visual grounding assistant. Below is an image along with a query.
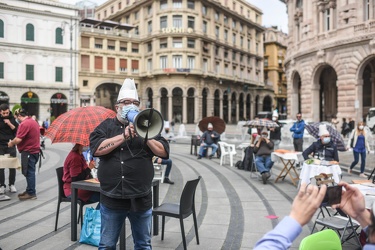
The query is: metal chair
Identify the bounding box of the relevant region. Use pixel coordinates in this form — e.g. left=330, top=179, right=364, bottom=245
left=311, top=207, right=361, bottom=247
left=54, top=166, right=95, bottom=231
left=152, top=176, right=201, bottom=250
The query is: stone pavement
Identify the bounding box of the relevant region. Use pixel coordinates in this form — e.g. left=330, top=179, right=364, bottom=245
left=0, top=125, right=373, bottom=249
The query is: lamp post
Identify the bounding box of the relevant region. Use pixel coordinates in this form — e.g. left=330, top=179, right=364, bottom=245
left=61, top=18, right=74, bottom=110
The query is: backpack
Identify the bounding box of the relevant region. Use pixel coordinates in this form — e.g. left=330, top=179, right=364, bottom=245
left=235, top=160, right=244, bottom=170
left=242, top=146, right=256, bottom=172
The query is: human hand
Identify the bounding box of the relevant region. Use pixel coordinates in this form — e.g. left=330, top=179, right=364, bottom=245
left=289, top=183, right=326, bottom=226
left=3, top=119, right=10, bottom=126
left=157, top=158, right=162, bottom=164
left=331, top=181, right=371, bottom=227
left=88, top=160, right=96, bottom=169
left=124, top=124, right=136, bottom=140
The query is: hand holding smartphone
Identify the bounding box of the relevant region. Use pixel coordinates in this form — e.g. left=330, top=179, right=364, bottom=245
left=321, top=185, right=342, bottom=206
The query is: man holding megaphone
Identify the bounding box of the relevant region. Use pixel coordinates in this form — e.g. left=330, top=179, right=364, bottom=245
left=89, top=78, right=169, bottom=250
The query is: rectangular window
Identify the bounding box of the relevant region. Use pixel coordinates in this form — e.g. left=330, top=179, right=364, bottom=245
left=203, top=59, right=208, bottom=72
left=203, top=21, right=207, bottom=34
left=202, top=5, right=207, bottom=15
left=173, top=15, right=182, bottom=28
left=107, top=57, right=115, bottom=71
left=81, top=37, right=90, bottom=48
left=120, top=41, right=127, bottom=51
left=224, top=15, right=228, bottom=24
left=232, top=33, right=236, bottom=45
left=240, top=36, right=243, bottom=47
left=215, top=11, right=219, bottom=20
left=94, top=56, right=103, bottom=70
left=187, top=38, right=195, bottom=48
left=81, top=55, right=89, bottom=70
left=187, top=56, right=195, bottom=68
left=173, top=38, right=182, bottom=48
left=325, top=9, right=331, bottom=31
left=173, top=55, right=182, bottom=68
left=147, top=59, right=152, bottom=71
left=240, top=23, right=243, bottom=32
left=132, top=60, right=139, bottom=73
left=188, top=16, right=195, bottom=29
left=224, top=30, right=228, bottom=41
left=147, top=42, right=152, bottom=52
left=0, top=21, right=4, bottom=38
left=215, top=26, right=219, bottom=38
left=55, top=67, right=63, bottom=82
left=224, top=50, right=228, bottom=58
left=232, top=51, right=236, bottom=60
left=160, top=38, right=168, bottom=48
left=95, top=38, right=103, bottom=49
left=187, top=0, right=195, bottom=9
left=216, top=62, right=220, bottom=73
left=225, top=64, right=228, bottom=75
left=232, top=20, right=236, bottom=29
left=160, top=56, right=167, bottom=69
left=0, top=62, right=3, bottom=78
left=83, top=80, right=88, bottom=87
left=120, top=59, right=127, bottom=72
left=132, top=43, right=139, bottom=53
left=173, top=0, right=182, bottom=8
left=147, top=5, right=152, bottom=15
left=134, top=11, right=138, bottom=20
left=107, top=40, right=115, bottom=50
left=148, top=21, right=152, bottom=34
left=160, top=0, right=167, bottom=10
left=160, top=16, right=167, bottom=29
left=215, top=46, right=219, bottom=56
left=26, top=64, right=34, bottom=80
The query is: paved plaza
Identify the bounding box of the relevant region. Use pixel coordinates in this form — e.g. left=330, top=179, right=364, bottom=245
left=0, top=124, right=373, bottom=249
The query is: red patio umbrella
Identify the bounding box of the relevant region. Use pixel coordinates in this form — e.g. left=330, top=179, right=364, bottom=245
left=45, top=106, right=116, bottom=146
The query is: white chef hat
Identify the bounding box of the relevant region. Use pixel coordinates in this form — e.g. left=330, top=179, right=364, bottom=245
left=117, top=78, right=139, bottom=102
left=318, top=124, right=329, bottom=136
left=207, top=123, right=213, bottom=128
left=164, top=121, right=170, bottom=129
left=272, top=110, right=279, bottom=117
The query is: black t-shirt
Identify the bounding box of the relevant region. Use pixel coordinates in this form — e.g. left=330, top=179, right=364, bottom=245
left=90, top=117, right=169, bottom=211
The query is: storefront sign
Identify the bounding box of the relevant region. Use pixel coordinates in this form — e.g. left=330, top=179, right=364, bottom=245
left=21, top=97, right=39, bottom=103
left=161, top=27, right=193, bottom=34
left=51, top=98, right=68, bottom=104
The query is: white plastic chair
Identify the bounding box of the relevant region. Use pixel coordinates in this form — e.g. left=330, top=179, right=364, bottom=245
left=153, top=163, right=167, bottom=183
left=218, top=142, right=237, bottom=167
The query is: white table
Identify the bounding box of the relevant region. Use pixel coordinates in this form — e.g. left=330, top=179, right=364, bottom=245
left=0, top=155, right=20, bottom=169
left=271, top=152, right=304, bottom=186
left=351, top=183, right=375, bottom=208
left=299, top=162, right=342, bottom=185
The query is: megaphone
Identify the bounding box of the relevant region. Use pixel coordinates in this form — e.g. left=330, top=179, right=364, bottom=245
left=126, top=108, right=164, bottom=139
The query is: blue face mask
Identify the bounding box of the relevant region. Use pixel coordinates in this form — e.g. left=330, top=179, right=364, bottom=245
left=121, top=104, right=139, bottom=120
left=322, top=137, right=331, bottom=144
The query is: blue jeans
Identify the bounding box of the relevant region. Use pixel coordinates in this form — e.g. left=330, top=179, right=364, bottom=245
left=26, top=153, right=39, bottom=196
left=198, top=143, right=218, bottom=156
left=255, top=155, right=274, bottom=174
left=99, top=204, right=152, bottom=250
left=350, top=150, right=367, bottom=173
left=160, top=158, right=172, bottom=178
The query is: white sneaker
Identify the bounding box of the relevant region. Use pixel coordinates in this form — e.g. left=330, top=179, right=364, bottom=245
left=0, top=186, right=5, bottom=194
left=359, top=173, right=367, bottom=178
left=9, top=185, right=17, bottom=193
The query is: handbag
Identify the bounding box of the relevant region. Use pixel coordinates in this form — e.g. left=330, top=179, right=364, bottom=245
left=79, top=207, right=101, bottom=247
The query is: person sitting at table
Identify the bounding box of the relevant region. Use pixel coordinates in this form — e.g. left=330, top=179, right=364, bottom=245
left=302, top=124, right=339, bottom=162
left=62, top=143, right=100, bottom=206
left=254, top=127, right=274, bottom=184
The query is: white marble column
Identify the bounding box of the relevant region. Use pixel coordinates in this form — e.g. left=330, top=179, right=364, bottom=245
left=182, top=94, right=187, bottom=124
left=356, top=79, right=364, bottom=122
left=168, top=94, right=173, bottom=122
left=228, top=97, right=232, bottom=123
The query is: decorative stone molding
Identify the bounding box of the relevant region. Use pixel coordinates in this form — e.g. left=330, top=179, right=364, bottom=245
left=370, top=38, right=375, bottom=49
left=317, top=49, right=325, bottom=58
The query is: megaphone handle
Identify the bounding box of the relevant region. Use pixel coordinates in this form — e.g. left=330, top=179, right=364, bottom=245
left=143, top=109, right=155, bottom=144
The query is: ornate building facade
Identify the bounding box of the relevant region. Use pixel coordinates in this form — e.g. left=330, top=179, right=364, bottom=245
left=264, top=27, right=288, bottom=116
left=285, top=0, right=375, bottom=125
left=79, top=0, right=274, bottom=124
left=0, top=0, right=79, bottom=122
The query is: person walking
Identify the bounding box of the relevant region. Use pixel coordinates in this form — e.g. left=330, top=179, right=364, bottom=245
left=289, top=112, right=305, bottom=152
left=8, top=108, right=40, bottom=200
left=0, top=104, right=19, bottom=194
left=89, top=78, right=169, bottom=250
left=348, top=121, right=371, bottom=178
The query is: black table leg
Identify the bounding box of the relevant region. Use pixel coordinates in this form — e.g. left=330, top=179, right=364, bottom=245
left=71, top=187, right=78, bottom=241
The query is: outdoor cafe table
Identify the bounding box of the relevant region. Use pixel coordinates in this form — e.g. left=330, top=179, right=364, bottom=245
left=0, top=155, right=20, bottom=169
left=351, top=183, right=375, bottom=209
left=299, top=162, right=342, bottom=185
left=271, top=151, right=304, bottom=186
left=71, top=179, right=160, bottom=248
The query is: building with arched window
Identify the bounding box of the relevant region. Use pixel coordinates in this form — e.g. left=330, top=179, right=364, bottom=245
left=0, top=0, right=79, bottom=122
left=285, top=0, right=375, bottom=125
left=79, top=0, right=274, bottom=124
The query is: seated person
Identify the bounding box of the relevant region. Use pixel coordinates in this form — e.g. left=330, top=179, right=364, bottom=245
left=302, top=124, right=339, bottom=162
left=254, top=128, right=274, bottom=184
left=62, top=143, right=100, bottom=205
left=152, top=156, right=174, bottom=184
left=161, top=126, right=175, bottom=143
left=197, top=122, right=220, bottom=159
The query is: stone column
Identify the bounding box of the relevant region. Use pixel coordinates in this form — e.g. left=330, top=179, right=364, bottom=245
left=371, top=73, right=375, bottom=107
left=182, top=94, right=187, bottom=124
left=236, top=101, right=240, bottom=121
left=168, top=94, right=173, bottom=122
left=220, top=97, right=223, bottom=118
left=356, top=79, right=364, bottom=122
left=228, top=96, right=232, bottom=123
left=195, top=94, right=200, bottom=123
left=311, top=84, right=320, bottom=122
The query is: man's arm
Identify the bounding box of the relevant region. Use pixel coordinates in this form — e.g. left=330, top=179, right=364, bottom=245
left=302, top=143, right=315, bottom=160
left=147, top=139, right=168, bottom=158
left=8, top=137, right=22, bottom=147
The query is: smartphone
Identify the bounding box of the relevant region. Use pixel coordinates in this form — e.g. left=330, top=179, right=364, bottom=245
left=321, top=185, right=342, bottom=206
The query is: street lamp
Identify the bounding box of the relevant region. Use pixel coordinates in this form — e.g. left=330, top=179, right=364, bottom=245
left=61, top=18, right=74, bottom=110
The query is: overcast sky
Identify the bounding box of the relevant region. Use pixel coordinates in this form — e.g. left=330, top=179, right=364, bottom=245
left=60, top=0, right=288, bottom=33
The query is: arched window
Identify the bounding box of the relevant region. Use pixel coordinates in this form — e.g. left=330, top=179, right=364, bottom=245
left=0, top=19, right=4, bottom=38
left=55, top=27, right=63, bottom=44
left=26, top=23, right=34, bottom=41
